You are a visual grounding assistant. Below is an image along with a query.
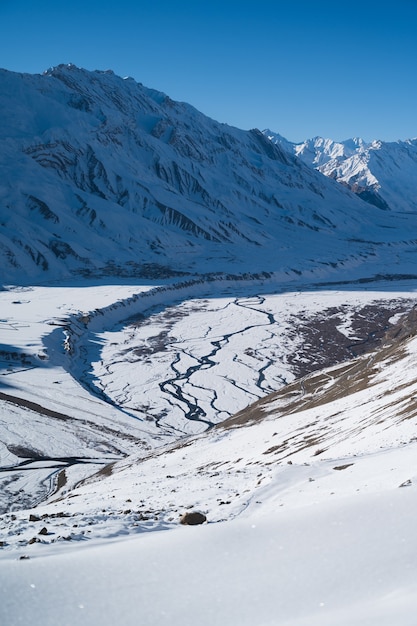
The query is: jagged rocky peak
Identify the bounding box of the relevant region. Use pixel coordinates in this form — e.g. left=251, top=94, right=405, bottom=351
left=43, top=62, right=80, bottom=75
left=265, top=129, right=417, bottom=212
left=266, top=132, right=369, bottom=166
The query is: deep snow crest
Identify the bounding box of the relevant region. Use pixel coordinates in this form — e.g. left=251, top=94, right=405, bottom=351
left=2, top=482, right=417, bottom=626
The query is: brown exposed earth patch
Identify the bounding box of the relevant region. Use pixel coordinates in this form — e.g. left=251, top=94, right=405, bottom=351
left=220, top=302, right=417, bottom=430
left=286, top=300, right=413, bottom=379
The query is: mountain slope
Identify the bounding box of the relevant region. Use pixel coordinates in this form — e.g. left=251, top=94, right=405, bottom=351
left=1, top=64, right=417, bottom=284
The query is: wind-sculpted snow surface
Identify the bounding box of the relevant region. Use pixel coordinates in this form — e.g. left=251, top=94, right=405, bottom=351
left=2, top=64, right=417, bottom=285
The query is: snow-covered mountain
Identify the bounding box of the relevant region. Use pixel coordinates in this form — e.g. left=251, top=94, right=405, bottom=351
left=2, top=64, right=417, bottom=285
left=265, top=130, right=417, bottom=212
left=3, top=66, right=417, bottom=626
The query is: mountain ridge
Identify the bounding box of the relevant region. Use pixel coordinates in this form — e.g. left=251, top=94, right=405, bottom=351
left=2, top=64, right=416, bottom=285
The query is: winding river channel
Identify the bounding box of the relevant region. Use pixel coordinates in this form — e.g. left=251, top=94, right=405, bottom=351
left=79, top=279, right=414, bottom=437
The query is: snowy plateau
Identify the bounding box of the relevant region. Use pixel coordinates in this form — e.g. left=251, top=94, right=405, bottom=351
left=1, top=64, right=417, bottom=625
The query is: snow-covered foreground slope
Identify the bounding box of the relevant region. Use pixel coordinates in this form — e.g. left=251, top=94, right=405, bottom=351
left=1, top=277, right=417, bottom=625
left=2, top=482, right=417, bottom=626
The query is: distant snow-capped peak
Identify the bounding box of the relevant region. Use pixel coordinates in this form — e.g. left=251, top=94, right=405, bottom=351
left=264, top=129, right=417, bottom=212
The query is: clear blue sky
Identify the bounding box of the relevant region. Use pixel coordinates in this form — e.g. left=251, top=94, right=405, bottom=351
left=1, top=0, right=416, bottom=142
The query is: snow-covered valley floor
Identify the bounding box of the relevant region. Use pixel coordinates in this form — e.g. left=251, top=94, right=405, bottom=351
left=1, top=275, right=417, bottom=625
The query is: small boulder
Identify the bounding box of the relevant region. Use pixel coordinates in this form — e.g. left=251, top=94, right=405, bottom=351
left=180, top=511, right=207, bottom=526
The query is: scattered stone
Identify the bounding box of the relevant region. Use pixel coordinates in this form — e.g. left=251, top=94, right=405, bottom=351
left=333, top=464, right=354, bottom=471
left=38, top=527, right=48, bottom=535
left=28, top=537, right=39, bottom=545
left=50, top=511, right=69, bottom=518
left=180, top=511, right=207, bottom=526
left=399, top=479, right=412, bottom=487
left=19, top=555, right=30, bottom=560
left=29, top=514, right=41, bottom=522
